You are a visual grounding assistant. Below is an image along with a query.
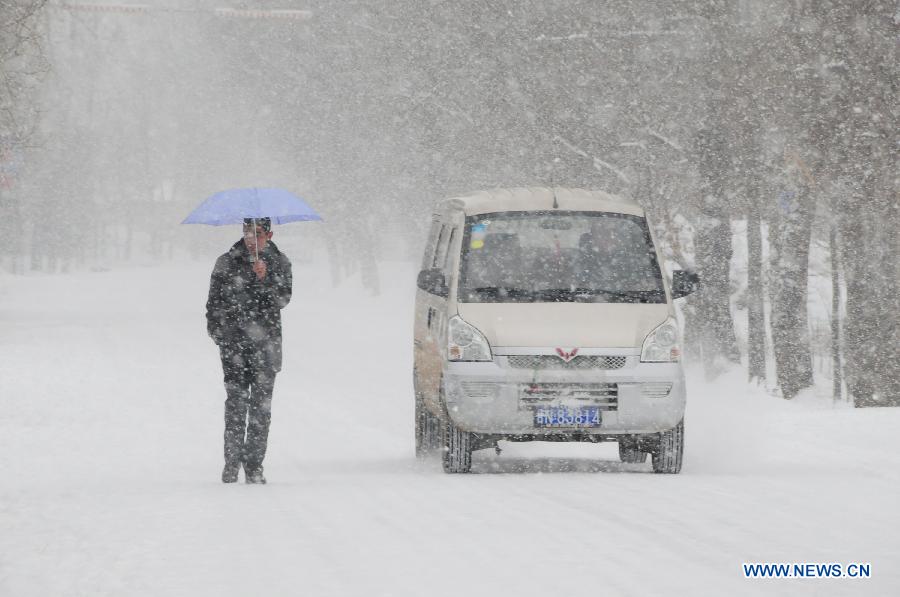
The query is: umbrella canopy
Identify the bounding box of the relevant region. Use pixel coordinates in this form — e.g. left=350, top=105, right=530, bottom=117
left=181, top=187, right=322, bottom=226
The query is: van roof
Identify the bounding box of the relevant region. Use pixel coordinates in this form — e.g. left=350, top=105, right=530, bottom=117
left=438, top=187, right=644, bottom=217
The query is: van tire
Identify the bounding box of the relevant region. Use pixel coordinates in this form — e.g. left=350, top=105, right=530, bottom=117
left=415, top=396, right=441, bottom=457
left=651, top=420, right=684, bottom=474
left=618, top=439, right=648, bottom=464
left=442, top=417, right=473, bottom=473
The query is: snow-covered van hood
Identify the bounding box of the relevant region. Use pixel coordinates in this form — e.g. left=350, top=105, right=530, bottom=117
left=455, top=302, right=671, bottom=350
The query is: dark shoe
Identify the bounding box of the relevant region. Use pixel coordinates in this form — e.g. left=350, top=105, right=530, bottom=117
left=222, top=462, right=240, bottom=483
left=245, top=467, right=266, bottom=484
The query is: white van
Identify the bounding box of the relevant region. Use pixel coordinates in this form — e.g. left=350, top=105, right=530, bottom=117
left=413, top=187, right=699, bottom=473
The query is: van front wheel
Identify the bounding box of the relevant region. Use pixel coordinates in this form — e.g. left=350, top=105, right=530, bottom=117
left=442, top=417, right=473, bottom=473
left=651, top=420, right=684, bottom=474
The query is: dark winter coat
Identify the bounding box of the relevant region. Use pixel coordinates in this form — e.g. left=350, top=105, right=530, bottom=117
left=206, top=240, right=292, bottom=372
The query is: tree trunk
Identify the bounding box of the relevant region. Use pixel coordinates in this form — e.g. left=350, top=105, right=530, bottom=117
left=770, top=185, right=814, bottom=399
left=842, top=185, right=900, bottom=406
left=841, top=193, right=875, bottom=405
left=884, top=194, right=900, bottom=405
left=747, top=199, right=766, bottom=383
left=694, top=196, right=740, bottom=378
left=830, top=222, right=842, bottom=402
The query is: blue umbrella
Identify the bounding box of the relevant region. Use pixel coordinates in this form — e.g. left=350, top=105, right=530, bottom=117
left=182, top=187, right=322, bottom=226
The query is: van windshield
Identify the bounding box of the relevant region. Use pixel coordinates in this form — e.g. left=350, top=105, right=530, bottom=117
left=457, top=211, right=666, bottom=303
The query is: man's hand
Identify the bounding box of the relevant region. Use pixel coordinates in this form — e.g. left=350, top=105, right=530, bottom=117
left=252, top=259, right=267, bottom=280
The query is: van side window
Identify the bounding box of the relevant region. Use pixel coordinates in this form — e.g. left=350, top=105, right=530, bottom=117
left=421, top=219, right=442, bottom=270
left=442, top=227, right=458, bottom=271
left=432, top=224, right=449, bottom=268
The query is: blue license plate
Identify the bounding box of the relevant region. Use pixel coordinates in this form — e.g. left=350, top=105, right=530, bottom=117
left=533, top=406, right=601, bottom=428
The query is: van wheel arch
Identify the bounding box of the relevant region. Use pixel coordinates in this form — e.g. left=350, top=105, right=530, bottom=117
left=414, top=368, right=442, bottom=457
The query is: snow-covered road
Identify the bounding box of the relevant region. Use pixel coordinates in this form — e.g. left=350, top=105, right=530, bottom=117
left=1, top=261, right=897, bottom=596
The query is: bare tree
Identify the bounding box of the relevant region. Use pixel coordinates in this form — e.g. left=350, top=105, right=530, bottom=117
left=0, top=0, right=46, bottom=147
left=0, top=0, right=47, bottom=271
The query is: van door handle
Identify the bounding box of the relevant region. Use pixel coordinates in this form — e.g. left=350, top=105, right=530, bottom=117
left=427, top=307, right=435, bottom=328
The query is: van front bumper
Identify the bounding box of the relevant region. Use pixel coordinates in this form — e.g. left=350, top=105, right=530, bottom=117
left=442, top=355, right=685, bottom=436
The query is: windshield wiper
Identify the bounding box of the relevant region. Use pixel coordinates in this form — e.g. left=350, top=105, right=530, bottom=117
left=582, top=288, right=665, bottom=302
left=532, top=288, right=580, bottom=302
left=536, top=288, right=664, bottom=303
left=469, top=286, right=533, bottom=299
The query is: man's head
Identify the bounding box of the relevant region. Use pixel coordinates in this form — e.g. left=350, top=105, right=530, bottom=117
left=243, top=218, right=273, bottom=254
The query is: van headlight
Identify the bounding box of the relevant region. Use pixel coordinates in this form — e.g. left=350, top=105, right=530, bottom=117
left=640, top=317, right=681, bottom=362
left=448, top=316, right=493, bottom=362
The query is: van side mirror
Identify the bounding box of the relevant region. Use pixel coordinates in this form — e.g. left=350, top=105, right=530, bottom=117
left=417, top=268, right=449, bottom=298
left=672, top=270, right=700, bottom=299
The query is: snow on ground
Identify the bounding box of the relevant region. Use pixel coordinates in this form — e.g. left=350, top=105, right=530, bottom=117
left=1, top=259, right=898, bottom=596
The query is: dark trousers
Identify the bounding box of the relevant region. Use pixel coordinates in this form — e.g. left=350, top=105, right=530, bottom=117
left=220, top=344, right=277, bottom=471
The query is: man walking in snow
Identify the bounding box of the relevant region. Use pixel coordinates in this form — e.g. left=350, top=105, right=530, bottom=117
left=206, top=218, right=292, bottom=484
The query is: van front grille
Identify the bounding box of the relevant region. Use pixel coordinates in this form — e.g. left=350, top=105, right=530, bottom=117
left=507, top=355, right=627, bottom=370
left=519, top=383, right=618, bottom=410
